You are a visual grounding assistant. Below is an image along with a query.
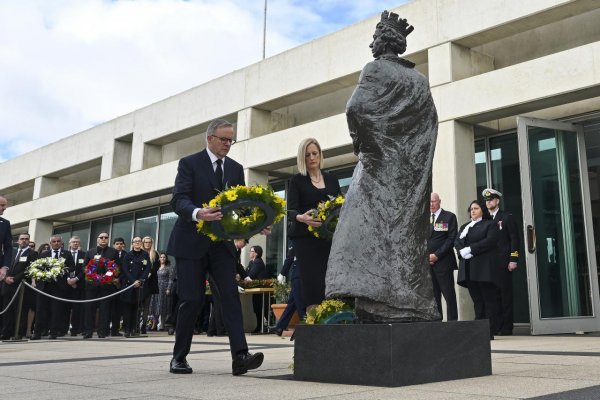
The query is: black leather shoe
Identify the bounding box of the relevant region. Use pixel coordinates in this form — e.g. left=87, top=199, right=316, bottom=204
left=232, top=352, right=264, bottom=376
left=169, top=358, right=192, bottom=374
left=82, top=333, right=92, bottom=339
left=111, top=332, right=123, bottom=337
left=0, top=335, right=11, bottom=340
left=97, top=334, right=106, bottom=339
left=48, top=335, right=57, bottom=340
left=167, top=328, right=175, bottom=335
left=30, top=334, right=41, bottom=340
left=268, top=327, right=283, bottom=336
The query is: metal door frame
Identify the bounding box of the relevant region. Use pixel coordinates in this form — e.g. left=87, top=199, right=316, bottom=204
left=517, top=116, right=600, bottom=335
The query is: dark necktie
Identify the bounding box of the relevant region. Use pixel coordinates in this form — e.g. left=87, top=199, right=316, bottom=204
left=431, top=213, right=435, bottom=225
left=215, top=159, right=224, bottom=191
left=14, top=249, right=22, bottom=266
left=54, top=250, right=60, bottom=259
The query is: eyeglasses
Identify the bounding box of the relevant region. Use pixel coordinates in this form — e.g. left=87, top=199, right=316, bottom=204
left=210, top=134, right=235, bottom=145
left=98, top=236, right=109, bottom=239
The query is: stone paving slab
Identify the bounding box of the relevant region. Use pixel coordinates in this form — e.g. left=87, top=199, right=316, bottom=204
left=1, top=332, right=600, bottom=399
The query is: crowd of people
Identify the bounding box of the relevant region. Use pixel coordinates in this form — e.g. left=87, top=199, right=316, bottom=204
left=0, top=119, right=520, bottom=377
left=428, top=188, right=520, bottom=339
left=0, top=229, right=178, bottom=340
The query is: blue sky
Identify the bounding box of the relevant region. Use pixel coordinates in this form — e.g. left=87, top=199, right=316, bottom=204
left=0, top=0, right=409, bottom=162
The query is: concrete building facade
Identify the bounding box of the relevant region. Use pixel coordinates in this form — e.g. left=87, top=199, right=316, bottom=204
left=2, top=0, right=600, bottom=334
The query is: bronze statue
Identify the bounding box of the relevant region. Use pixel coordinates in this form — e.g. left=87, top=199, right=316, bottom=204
left=325, top=11, right=440, bottom=322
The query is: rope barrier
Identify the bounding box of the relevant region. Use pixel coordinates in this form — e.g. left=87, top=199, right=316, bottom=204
left=0, top=282, right=23, bottom=315
left=23, top=281, right=137, bottom=303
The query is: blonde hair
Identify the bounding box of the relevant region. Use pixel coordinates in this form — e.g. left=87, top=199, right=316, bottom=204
left=142, top=236, right=158, bottom=263
left=297, top=138, right=324, bottom=176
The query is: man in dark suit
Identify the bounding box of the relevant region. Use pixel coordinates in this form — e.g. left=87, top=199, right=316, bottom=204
left=1, top=232, right=37, bottom=339
left=0, top=195, right=12, bottom=335
left=80, top=232, right=120, bottom=339
left=427, top=192, right=459, bottom=321
left=109, top=237, right=126, bottom=336
left=31, top=235, right=75, bottom=339
left=272, top=242, right=306, bottom=336
left=483, top=188, right=520, bottom=336
left=0, top=195, right=12, bottom=284
left=167, top=119, right=266, bottom=375
left=66, top=236, right=85, bottom=336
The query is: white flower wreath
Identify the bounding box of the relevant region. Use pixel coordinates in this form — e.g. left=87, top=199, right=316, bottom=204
left=26, top=257, right=68, bottom=282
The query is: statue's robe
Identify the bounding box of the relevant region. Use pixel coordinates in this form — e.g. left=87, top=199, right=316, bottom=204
left=325, top=56, right=441, bottom=322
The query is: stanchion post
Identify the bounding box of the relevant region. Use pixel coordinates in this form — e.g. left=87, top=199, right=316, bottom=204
left=13, top=283, right=25, bottom=339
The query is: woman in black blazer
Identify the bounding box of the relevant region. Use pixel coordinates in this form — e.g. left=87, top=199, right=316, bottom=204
left=120, top=236, right=151, bottom=337
left=245, top=245, right=269, bottom=333
left=287, top=138, right=342, bottom=309
left=455, top=200, right=500, bottom=339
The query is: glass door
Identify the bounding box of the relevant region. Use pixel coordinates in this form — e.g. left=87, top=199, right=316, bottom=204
left=517, top=117, right=600, bottom=334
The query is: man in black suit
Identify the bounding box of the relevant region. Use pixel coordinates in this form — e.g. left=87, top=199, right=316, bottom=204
left=427, top=192, right=459, bottom=321
left=167, top=119, right=266, bottom=375
left=81, top=232, right=120, bottom=339
left=31, top=235, right=75, bottom=339
left=0, top=195, right=12, bottom=284
left=66, top=236, right=85, bottom=336
left=1, top=232, right=37, bottom=339
left=483, top=188, right=520, bottom=336
left=0, top=195, right=12, bottom=335
left=109, top=237, right=126, bottom=336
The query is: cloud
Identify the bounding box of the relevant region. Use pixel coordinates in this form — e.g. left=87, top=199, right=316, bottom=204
left=0, top=0, right=409, bottom=163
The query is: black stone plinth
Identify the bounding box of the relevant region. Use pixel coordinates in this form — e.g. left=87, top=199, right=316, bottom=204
left=294, top=320, right=491, bottom=387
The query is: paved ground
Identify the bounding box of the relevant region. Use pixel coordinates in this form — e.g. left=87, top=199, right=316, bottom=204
left=1, top=331, right=600, bottom=400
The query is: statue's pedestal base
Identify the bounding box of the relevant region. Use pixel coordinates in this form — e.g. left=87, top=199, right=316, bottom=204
left=294, top=320, right=491, bottom=387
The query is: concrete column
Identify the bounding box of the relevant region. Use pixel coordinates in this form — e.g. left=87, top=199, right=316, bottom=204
left=428, top=42, right=494, bottom=87
left=237, top=107, right=271, bottom=141
left=28, top=219, right=54, bottom=244
left=240, top=168, right=269, bottom=265
left=33, top=176, right=58, bottom=199
left=130, top=134, right=145, bottom=173
left=432, top=120, right=477, bottom=321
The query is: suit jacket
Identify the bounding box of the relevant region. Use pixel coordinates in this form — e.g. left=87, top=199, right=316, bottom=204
left=69, top=249, right=86, bottom=289
left=0, top=217, right=12, bottom=268
left=120, top=249, right=152, bottom=304
left=167, top=149, right=245, bottom=259
left=492, top=210, right=520, bottom=268
left=455, top=219, right=500, bottom=287
left=247, top=258, right=268, bottom=280
left=39, top=249, right=76, bottom=292
left=427, top=209, right=458, bottom=270
left=0, top=248, right=38, bottom=296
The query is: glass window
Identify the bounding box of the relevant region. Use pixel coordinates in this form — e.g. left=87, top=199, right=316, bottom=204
left=266, top=182, right=286, bottom=275
left=111, top=213, right=134, bottom=250
left=54, top=225, right=72, bottom=249
left=584, top=122, right=600, bottom=310
left=71, top=222, right=90, bottom=250
left=158, top=206, right=177, bottom=253
left=90, top=218, right=111, bottom=250
left=475, top=139, right=487, bottom=199
left=135, top=209, right=158, bottom=243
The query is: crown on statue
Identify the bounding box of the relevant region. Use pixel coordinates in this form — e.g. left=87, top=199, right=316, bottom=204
left=380, top=10, right=414, bottom=37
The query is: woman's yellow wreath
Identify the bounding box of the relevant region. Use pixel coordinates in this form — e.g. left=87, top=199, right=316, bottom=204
left=307, top=195, right=344, bottom=240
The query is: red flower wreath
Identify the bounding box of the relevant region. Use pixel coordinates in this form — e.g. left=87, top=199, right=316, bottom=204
left=85, top=257, right=120, bottom=285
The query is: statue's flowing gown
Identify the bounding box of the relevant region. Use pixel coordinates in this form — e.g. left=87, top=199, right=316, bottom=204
left=325, top=56, right=440, bottom=322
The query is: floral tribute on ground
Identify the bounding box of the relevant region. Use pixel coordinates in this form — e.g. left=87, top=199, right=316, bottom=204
left=304, top=299, right=354, bottom=325
left=85, top=257, right=119, bottom=285
left=26, top=257, right=68, bottom=282
left=308, top=194, right=345, bottom=240
left=196, top=185, right=286, bottom=241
